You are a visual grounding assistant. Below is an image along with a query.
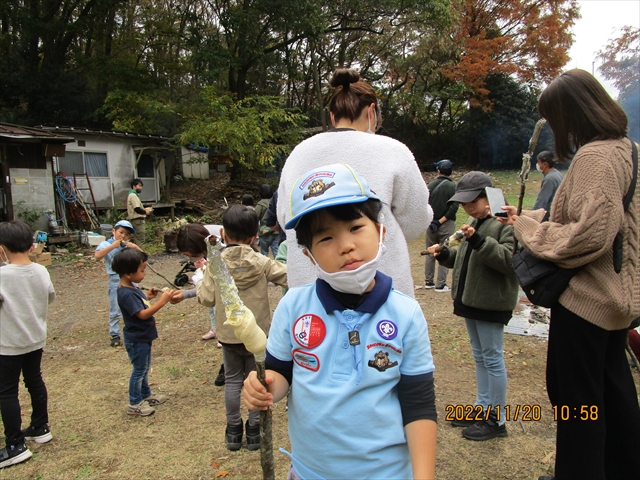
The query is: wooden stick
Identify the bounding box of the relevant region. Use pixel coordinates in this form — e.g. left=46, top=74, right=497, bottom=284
left=256, top=356, right=275, bottom=480
left=145, top=262, right=178, bottom=289
left=514, top=119, right=546, bottom=254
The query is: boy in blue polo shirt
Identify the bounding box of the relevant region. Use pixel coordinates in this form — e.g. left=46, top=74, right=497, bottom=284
left=95, top=220, right=142, bottom=347
left=244, top=164, right=437, bottom=479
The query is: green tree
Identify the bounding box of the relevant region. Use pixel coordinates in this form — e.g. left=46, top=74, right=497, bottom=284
left=177, top=89, right=307, bottom=178
left=460, top=73, right=539, bottom=168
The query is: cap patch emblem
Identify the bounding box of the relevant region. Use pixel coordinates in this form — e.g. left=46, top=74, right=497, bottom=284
left=293, top=314, right=326, bottom=349
left=376, top=320, right=397, bottom=340
left=303, top=179, right=335, bottom=200
left=293, top=350, right=320, bottom=371
left=368, top=351, right=398, bottom=372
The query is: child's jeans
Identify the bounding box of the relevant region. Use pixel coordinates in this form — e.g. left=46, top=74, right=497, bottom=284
left=125, top=341, right=152, bottom=405
left=465, top=318, right=507, bottom=425
left=0, top=349, right=48, bottom=446
left=108, top=274, right=122, bottom=338
left=221, top=343, right=260, bottom=427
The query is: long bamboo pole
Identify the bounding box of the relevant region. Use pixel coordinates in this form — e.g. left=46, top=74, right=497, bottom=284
left=205, top=237, right=274, bottom=480
left=513, top=119, right=546, bottom=254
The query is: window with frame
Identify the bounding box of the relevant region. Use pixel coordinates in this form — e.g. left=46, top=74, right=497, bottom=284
left=57, top=151, right=108, bottom=177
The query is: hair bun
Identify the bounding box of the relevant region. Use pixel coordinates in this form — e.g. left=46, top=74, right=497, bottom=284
left=329, top=68, right=360, bottom=89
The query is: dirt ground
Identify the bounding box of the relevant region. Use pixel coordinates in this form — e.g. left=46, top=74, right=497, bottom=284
left=3, top=220, right=640, bottom=479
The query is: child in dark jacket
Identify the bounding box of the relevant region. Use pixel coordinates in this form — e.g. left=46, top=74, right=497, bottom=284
left=428, top=171, right=519, bottom=441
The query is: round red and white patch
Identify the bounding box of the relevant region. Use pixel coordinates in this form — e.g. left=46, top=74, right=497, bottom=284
left=293, top=314, right=326, bottom=349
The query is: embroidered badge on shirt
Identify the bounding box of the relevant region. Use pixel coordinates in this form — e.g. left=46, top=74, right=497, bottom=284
left=368, top=350, right=398, bottom=372
left=376, top=320, right=397, bottom=340
left=292, top=349, right=320, bottom=372
left=293, top=314, right=326, bottom=349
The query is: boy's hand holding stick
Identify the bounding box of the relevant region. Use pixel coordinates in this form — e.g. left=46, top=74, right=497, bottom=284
left=205, top=236, right=274, bottom=480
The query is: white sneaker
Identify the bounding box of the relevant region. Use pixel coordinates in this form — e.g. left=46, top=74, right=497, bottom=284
left=435, top=285, right=451, bottom=293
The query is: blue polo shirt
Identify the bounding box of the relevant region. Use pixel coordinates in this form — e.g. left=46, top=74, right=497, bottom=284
left=267, top=272, right=435, bottom=480
left=96, top=238, right=125, bottom=275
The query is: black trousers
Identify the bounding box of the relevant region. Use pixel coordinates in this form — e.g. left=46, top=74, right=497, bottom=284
left=547, top=304, right=640, bottom=479
left=0, top=349, right=48, bottom=446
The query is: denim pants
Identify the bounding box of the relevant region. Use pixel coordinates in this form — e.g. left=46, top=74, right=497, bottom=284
left=424, top=219, right=455, bottom=288
left=0, top=349, right=48, bottom=446
left=465, top=318, right=507, bottom=424
left=108, top=274, right=122, bottom=338
left=208, top=307, right=216, bottom=330
left=221, top=343, right=259, bottom=427
left=259, top=232, right=280, bottom=258
left=547, top=304, right=640, bottom=479
left=125, top=342, right=152, bottom=405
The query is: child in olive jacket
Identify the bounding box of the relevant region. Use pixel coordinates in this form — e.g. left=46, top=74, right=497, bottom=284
left=429, top=171, right=518, bottom=441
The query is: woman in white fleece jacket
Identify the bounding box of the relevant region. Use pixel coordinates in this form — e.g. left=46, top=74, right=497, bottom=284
left=277, top=68, right=432, bottom=297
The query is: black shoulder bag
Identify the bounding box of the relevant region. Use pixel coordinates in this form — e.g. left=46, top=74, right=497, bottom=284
left=512, top=139, right=638, bottom=308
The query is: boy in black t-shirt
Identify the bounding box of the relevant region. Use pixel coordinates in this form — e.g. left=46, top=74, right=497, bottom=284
left=112, top=249, right=176, bottom=416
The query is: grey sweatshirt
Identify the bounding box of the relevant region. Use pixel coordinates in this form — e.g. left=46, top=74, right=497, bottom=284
left=0, top=263, right=56, bottom=355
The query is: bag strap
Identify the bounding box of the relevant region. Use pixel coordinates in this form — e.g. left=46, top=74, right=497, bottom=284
left=612, top=139, right=638, bottom=274
left=430, top=177, right=452, bottom=196
left=623, top=138, right=638, bottom=212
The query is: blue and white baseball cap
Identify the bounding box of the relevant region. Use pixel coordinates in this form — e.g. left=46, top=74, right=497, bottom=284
left=285, top=163, right=380, bottom=229
left=114, top=220, right=135, bottom=233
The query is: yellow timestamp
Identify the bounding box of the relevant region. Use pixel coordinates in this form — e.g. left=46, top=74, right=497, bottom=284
left=444, top=404, right=543, bottom=422
left=552, top=405, right=599, bottom=421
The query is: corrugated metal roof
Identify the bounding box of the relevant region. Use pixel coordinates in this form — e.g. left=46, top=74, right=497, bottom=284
left=0, top=123, right=75, bottom=142
left=36, top=125, right=171, bottom=142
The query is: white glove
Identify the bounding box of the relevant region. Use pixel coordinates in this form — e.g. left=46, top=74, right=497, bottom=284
left=192, top=268, right=204, bottom=286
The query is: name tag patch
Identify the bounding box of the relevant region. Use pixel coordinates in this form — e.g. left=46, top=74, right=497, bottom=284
left=293, top=314, right=326, bottom=349
left=293, top=349, right=320, bottom=372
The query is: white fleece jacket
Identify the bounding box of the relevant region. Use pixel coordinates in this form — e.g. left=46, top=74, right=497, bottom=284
left=277, top=129, right=432, bottom=297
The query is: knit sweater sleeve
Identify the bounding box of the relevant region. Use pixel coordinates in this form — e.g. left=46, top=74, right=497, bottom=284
left=514, top=146, right=625, bottom=269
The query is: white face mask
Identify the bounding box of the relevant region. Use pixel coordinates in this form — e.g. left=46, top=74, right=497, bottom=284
left=536, top=163, right=543, bottom=173
left=307, top=225, right=386, bottom=295
left=0, top=246, right=10, bottom=266
left=366, top=107, right=376, bottom=135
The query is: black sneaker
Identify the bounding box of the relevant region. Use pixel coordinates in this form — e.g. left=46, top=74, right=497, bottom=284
left=245, top=420, right=260, bottom=451
left=22, top=424, right=52, bottom=444
left=450, top=418, right=477, bottom=428
left=214, top=364, right=225, bottom=387
left=462, top=417, right=508, bottom=441
left=225, top=423, right=243, bottom=451
left=0, top=442, right=32, bottom=469
left=425, top=281, right=436, bottom=289
left=110, top=336, right=121, bottom=347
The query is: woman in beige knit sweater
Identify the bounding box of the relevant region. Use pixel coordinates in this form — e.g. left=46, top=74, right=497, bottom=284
left=501, top=70, right=640, bottom=480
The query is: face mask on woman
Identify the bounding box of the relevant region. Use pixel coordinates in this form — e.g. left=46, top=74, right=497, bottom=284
left=366, top=108, right=376, bottom=135
left=306, top=226, right=386, bottom=295
left=536, top=163, right=543, bottom=173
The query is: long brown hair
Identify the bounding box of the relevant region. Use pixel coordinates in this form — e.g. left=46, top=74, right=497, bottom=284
left=328, top=68, right=381, bottom=128
left=538, top=69, right=627, bottom=160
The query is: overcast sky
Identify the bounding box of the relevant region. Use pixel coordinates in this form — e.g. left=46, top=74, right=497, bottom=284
left=565, top=0, right=640, bottom=97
